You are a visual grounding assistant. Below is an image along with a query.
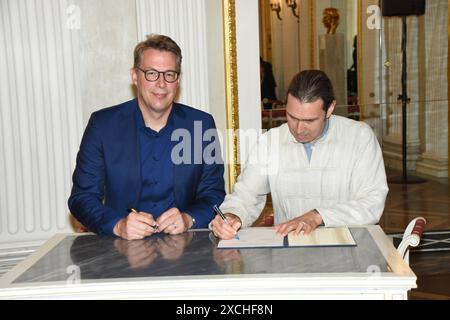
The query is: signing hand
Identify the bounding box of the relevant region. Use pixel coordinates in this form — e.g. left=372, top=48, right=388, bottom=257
left=113, top=210, right=159, bottom=240
left=157, top=208, right=191, bottom=235
left=211, top=213, right=242, bottom=240
left=274, top=210, right=323, bottom=237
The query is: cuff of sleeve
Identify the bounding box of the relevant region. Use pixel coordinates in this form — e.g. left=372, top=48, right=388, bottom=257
left=218, top=205, right=247, bottom=228
left=315, top=208, right=332, bottom=227
left=99, top=216, right=123, bottom=236
left=183, top=210, right=203, bottom=229
left=183, top=212, right=197, bottom=229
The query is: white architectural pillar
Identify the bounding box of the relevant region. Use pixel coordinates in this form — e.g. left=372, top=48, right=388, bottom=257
left=382, top=15, right=422, bottom=171
left=298, top=0, right=313, bottom=71
left=0, top=0, right=83, bottom=246
left=270, top=1, right=285, bottom=100
left=235, top=0, right=262, bottom=168
left=416, top=0, right=448, bottom=177
left=281, top=0, right=300, bottom=92
left=359, top=0, right=383, bottom=140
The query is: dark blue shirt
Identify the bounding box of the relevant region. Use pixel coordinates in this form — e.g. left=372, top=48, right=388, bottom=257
left=136, top=106, right=176, bottom=219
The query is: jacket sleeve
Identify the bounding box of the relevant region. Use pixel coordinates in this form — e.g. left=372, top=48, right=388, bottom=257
left=316, top=127, right=389, bottom=227
left=68, top=113, right=126, bottom=235
left=183, top=116, right=226, bottom=228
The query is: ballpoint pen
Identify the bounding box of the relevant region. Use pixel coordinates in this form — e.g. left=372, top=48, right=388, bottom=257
left=213, top=205, right=240, bottom=240
left=131, top=208, right=158, bottom=230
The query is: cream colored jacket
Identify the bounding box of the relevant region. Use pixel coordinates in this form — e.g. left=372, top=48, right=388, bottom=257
left=220, top=115, right=389, bottom=227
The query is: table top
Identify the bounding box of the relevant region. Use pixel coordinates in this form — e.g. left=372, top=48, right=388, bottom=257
left=4, top=227, right=396, bottom=285
left=0, top=226, right=417, bottom=299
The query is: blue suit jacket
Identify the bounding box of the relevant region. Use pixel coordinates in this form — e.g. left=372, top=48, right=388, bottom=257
left=68, top=99, right=225, bottom=235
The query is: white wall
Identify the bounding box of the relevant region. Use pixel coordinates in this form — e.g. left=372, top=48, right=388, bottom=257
left=205, top=0, right=228, bottom=187
left=76, top=0, right=138, bottom=123
left=236, top=0, right=262, bottom=165
left=136, top=0, right=211, bottom=113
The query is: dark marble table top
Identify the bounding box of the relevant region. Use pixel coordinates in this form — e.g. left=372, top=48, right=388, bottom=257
left=13, top=228, right=389, bottom=284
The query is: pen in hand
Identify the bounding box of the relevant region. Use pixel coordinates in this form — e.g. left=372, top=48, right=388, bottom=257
left=213, top=205, right=240, bottom=240
left=131, top=208, right=158, bottom=230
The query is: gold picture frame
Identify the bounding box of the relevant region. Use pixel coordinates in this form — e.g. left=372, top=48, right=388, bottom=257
left=222, top=0, right=241, bottom=190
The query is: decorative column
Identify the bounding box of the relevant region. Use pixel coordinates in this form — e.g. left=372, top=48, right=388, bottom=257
left=281, top=0, right=300, bottom=93
left=0, top=0, right=83, bottom=246
left=416, top=0, right=448, bottom=177
left=270, top=0, right=285, bottom=100
left=319, top=33, right=347, bottom=109
left=298, top=0, right=313, bottom=71
left=382, top=15, right=422, bottom=171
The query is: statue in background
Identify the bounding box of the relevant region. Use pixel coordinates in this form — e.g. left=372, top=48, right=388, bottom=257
left=319, top=7, right=347, bottom=110
left=322, top=8, right=340, bottom=34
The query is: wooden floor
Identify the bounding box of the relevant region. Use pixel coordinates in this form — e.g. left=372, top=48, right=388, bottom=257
left=381, top=171, right=450, bottom=233
left=255, top=170, right=450, bottom=300
left=383, top=171, right=450, bottom=300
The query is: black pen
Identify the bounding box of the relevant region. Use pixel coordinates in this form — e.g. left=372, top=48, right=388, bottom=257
left=131, top=208, right=158, bottom=230
left=213, top=205, right=240, bottom=240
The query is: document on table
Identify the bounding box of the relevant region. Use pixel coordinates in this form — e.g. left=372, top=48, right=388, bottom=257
left=217, top=227, right=356, bottom=249
left=217, top=227, right=284, bottom=248
left=287, top=227, right=356, bottom=247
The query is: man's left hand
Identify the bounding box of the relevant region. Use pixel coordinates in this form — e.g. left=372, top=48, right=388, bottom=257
left=274, top=210, right=323, bottom=237
left=157, top=208, right=192, bottom=235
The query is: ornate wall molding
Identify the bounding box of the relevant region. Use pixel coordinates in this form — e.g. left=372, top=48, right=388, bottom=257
left=309, top=0, right=316, bottom=69
left=0, top=0, right=83, bottom=245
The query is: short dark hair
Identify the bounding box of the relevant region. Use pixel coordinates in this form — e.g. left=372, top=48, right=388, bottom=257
left=133, top=34, right=182, bottom=72
left=287, top=70, right=335, bottom=112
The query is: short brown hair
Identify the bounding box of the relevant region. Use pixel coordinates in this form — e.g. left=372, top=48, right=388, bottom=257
left=287, top=70, right=335, bottom=112
left=133, top=34, right=182, bottom=72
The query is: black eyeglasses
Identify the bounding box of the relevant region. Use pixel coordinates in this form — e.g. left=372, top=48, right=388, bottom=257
left=137, top=67, right=179, bottom=83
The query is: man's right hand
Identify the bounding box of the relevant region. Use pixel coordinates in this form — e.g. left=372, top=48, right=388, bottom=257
left=113, top=210, right=159, bottom=240
left=211, top=213, right=242, bottom=240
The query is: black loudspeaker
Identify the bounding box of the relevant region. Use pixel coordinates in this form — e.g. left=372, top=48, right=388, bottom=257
left=382, top=0, right=426, bottom=16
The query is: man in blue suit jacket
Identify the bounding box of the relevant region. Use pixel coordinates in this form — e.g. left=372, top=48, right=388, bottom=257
left=68, top=34, right=225, bottom=240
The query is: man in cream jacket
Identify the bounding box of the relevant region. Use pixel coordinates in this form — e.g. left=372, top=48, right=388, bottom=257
left=212, top=70, right=388, bottom=240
